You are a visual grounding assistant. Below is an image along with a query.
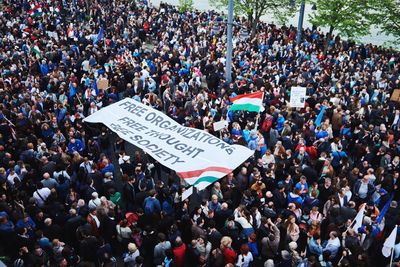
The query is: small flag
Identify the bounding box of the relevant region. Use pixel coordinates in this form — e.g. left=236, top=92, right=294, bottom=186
left=92, top=78, right=99, bottom=96
left=32, top=45, right=43, bottom=59
left=229, top=91, right=264, bottom=113
left=315, top=105, right=326, bottom=127
left=382, top=225, right=398, bottom=257
left=352, top=205, right=365, bottom=232
left=28, top=4, right=43, bottom=18
left=93, top=27, right=104, bottom=45
left=69, top=83, right=76, bottom=98
left=49, top=6, right=60, bottom=15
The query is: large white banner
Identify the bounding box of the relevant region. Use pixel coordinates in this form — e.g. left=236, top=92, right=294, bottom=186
left=83, top=98, right=254, bottom=190
left=290, top=87, right=307, bottom=108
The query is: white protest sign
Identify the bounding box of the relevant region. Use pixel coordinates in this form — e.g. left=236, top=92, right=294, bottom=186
left=290, top=87, right=307, bottom=108
left=181, top=186, right=193, bottom=200
left=213, top=120, right=228, bottom=132
left=84, top=98, right=254, bottom=190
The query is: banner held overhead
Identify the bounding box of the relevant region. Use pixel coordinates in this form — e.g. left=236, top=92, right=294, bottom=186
left=83, top=98, right=254, bottom=190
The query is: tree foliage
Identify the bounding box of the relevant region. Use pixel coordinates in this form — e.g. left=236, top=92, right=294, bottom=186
left=372, top=0, right=400, bottom=45
left=209, top=0, right=298, bottom=37
left=309, top=0, right=373, bottom=40
left=178, top=0, right=194, bottom=12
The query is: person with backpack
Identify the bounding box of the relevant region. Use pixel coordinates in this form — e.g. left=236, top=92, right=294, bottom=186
left=331, top=146, right=347, bottom=173
left=143, top=189, right=161, bottom=216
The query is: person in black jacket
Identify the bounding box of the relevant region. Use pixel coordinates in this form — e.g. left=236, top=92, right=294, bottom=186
left=273, top=183, right=287, bottom=213
left=100, top=209, right=117, bottom=245
left=214, top=203, right=232, bottom=230
left=122, top=176, right=136, bottom=212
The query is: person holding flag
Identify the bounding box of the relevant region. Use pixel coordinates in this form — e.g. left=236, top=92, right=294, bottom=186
left=382, top=225, right=398, bottom=266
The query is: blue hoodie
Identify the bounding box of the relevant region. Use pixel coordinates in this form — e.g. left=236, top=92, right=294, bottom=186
left=277, top=116, right=285, bottom=133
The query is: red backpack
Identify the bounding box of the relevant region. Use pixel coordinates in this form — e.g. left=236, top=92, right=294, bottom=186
left=261, top=117, right=273, bottom=133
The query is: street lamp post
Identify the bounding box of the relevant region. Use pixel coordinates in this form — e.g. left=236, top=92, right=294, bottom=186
left=225, top=0, right=234, bottom=84
left=296, top=0, right=305, bottom=45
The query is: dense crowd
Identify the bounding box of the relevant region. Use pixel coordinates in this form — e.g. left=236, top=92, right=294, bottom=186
left=1, top=0, right=400, bottom=266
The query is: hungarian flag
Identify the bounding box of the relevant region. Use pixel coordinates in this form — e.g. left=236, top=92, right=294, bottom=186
left=32, top=45, right=43, bottom=59
left=28, top=4, right=43, bottom=18
left=230, top=91, right=264, bottom=112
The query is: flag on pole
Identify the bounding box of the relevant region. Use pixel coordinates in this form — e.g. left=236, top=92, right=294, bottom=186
left=28, top=4, right=43, bottom=18
left=382, top=225, right=398, bottom=257
left=315, top=105, right=326, bottom=127
left=377, top=196, right=393, bottom=224
left=93, top=28, right=104, bottom=45
left=69, top=83, right=77, bottom=98
left=229, top=91, right=264, bottom=113
left=32, top=45, right=43, bottom=59
left=352, top=205, right=365, bottom=232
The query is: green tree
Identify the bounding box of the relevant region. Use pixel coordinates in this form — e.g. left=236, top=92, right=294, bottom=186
left=309, top=0, right=373, bottom=52
left=210, top=0, right=297, bottom=38
left=178, top=0, right=194, bottom=12
left=372, top=0, right=400, bottom=46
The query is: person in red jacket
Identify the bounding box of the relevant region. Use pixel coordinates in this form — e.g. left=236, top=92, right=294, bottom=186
left=220, top=236, right=237, bottom=265
left=172, top=237, right=186, bottom=267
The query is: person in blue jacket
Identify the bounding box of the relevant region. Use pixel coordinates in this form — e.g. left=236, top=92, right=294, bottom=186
left=276, top=114, right=285, bottom=133
left=67, top=137, right=85, bottom=155
left=143, top=189, right=161, bottom=215
left=308, top=233, right=323, bottom=257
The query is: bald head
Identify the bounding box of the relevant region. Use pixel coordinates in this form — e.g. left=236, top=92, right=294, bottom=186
left=221, top=202, right=228, bottom=210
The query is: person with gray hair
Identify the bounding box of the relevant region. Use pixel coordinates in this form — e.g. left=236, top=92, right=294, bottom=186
left=264, top=259, right=275, bottom=267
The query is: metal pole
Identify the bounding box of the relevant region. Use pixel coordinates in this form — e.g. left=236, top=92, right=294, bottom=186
left=296, top=0, right=305, bottom=45
left=225, top=0, right=234, bottom=84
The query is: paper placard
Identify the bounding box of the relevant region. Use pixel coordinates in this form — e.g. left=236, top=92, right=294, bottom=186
left=97, top=79, right=109, bottom=90
left=391, top=89, right=400, bottom=102
left=213, top=120, right=228, bottom=131
left=290, top=87, right=307, bottom=108
left=182, top=186, right=193, bottom=200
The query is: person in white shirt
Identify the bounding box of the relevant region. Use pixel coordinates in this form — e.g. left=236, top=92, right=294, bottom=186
left=236, top=244, right=253, bottom=267
left=33, top=183, right=51, bottom=207
left=7, top=168, right=20, bottom=186
left=234, top=206, right=254, bottom=238
left=323, top=231, right=341, bottom=258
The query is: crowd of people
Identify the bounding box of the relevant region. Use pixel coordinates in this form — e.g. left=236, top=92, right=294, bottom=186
left=1, top=0, right=400, bottom=266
